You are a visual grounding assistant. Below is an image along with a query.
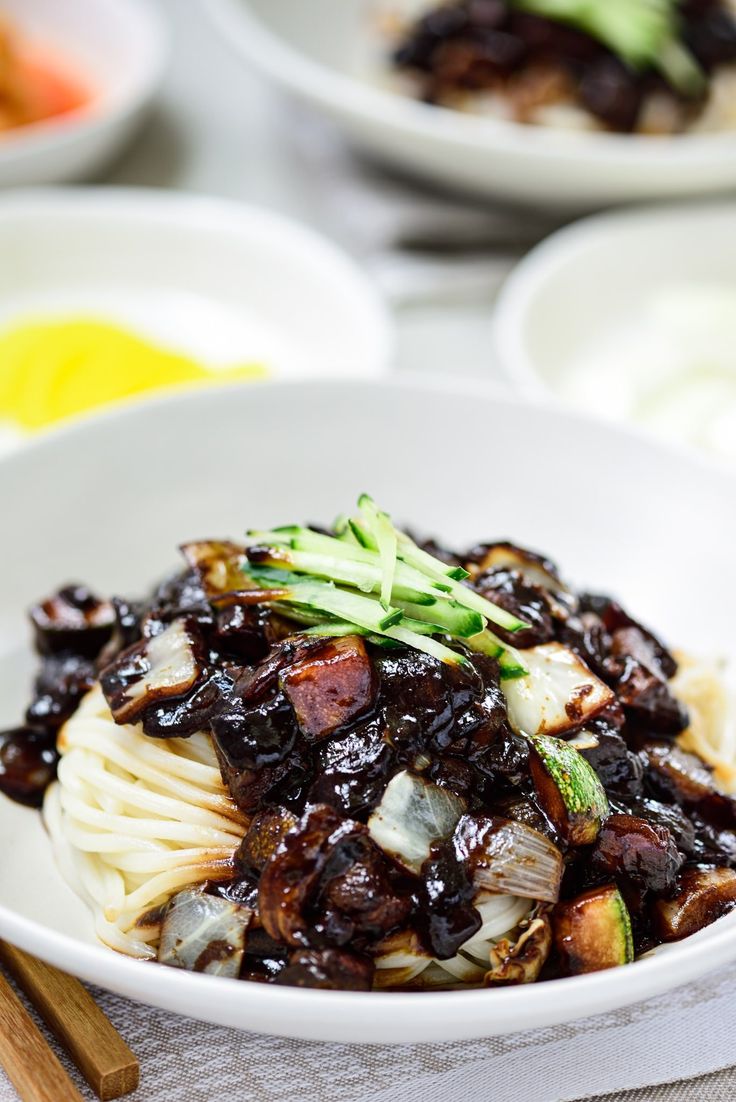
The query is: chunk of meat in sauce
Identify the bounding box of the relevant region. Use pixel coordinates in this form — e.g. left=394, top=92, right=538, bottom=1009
left=653, top=866, right=736, bottom=941
left=604, top=626, right=688, bottom=734
left=309, top=718, right=395, bottom=816
left=235, top=805, right=298, bottom=876
left=26, top=653, right=97, bottom=733
left=0, top=727, right=58, bottom=807
left=591, top=813, right=682, bottom=894
left=580, top=726, right=644, bottom=799
left=471, top=567, right=556, bottom=648
left=641, top=742, right=736, bottom=832
left=30, top=585, right=114, bottom=658
left=377, top=649, right=506, bottom=756
left=258, top=805, right=410, bottom=950
left=275, top=948, right=374, bottom=991
left=416, top=838, right=481, bottom=959
left=280, top=636, right=377, bottom=741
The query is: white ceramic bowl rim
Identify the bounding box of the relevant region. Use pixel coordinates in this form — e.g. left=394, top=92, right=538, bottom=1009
left=0, top=0, right=167, bottom=159
left=209, top=0, right=736, bottom=167
left=2, top=374, right=736, bottom=1043
left=492, top=197, right=736, bottom=399
left=0, top=184, right=394, bottom=378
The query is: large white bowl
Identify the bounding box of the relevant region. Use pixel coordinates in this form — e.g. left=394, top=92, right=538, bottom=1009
left=493, top=200, right=736, bottom=410
left=0, top=0, right=166, bottom=186
left=209, top=0, right=736, bottom=208
left=0, top=187, right=393, bottom=392
left=1, top=377, right=735, bottom=1043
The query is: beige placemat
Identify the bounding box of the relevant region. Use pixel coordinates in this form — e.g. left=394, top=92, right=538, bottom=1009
left=1, top=960, right=735, bottom=1102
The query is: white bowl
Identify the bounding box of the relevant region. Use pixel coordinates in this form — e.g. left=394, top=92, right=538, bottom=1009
left=0, top=187, right=393, bottom=403
left=1, top=377, right=735, bottom=1043
left=493, top=200, right=736, bottom=456
left=209, top=0, right=736, bottom=208
left=0, top=0, right=166, bottom=186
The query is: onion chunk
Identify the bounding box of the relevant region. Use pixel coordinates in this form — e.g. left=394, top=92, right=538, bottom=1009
left=503, top=642, right=614, bottom=737
left=158, top=888, right=252, bottom=977
left=368, top=770, right=466, bottom=874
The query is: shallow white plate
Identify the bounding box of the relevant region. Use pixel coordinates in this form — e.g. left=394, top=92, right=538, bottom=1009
left=1, top=377, right=735, bottom=1043
left=493, top=200, right=736, bottom=457
left=0, top=0, right=166, bottom=186
left=209, top=0, right=736, bottom=208
left=0, top=188, right=392, bottom=398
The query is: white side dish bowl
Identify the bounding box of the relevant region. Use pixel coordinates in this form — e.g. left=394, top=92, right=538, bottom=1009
left=1, top=377, right=735, bottom=1043
left=209, top=0, right=736, bottom=207
left=0, top=0, right=167, bottom=186
left=0, top=187, right=392, bottom=389
left=493, top=200, right=736, bottom=463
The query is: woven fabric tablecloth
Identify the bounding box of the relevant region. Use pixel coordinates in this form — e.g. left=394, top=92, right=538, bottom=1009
left=1, top=960, right=735, bottom=1102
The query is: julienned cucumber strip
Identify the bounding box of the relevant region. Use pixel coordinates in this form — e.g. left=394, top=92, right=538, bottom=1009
left=359, top=494, right=398, bottom=611
left=398, top=599, right=483, bottom=638
left=249, top=528, right=442, bottom=601
left=301, top=622, right=400, bottom=649
left=465, top=631, right=503, bottom=659
left=266, top=578, right=404, bottom=636
left=288, top=588, right=464, bottom=666
left=349, top=519, right=376, bottom=550
left=248, top=515, right=526, bottom=632
left=510, top=0, right=704, bottom=95
left=248, top=533, right=463, bottom=608
left=242, top=495, right=531, bottom=666
left=394, top=530, right=527, bottom=633
left=499, top=659, right=530, bottom=681
left=466, top=629, right=529, bottom=679
left=250, top=547, right=435, bottom=604
left=384, top=624, right=468, bottom=666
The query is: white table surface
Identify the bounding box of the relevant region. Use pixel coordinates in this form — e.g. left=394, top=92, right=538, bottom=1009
left=3, top=1, right=734, bottom=1100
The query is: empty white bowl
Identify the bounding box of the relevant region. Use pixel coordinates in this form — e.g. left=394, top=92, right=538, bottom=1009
left=210, top=0, right=736, bottom=208
left=0, top=0, right=166, bottom=186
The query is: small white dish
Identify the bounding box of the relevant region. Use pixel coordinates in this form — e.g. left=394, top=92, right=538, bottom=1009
left=0, top=0, right=166, bottom=186
left=493, top=200, right=736, bottom=461
left=209, top=0, right=736, bottom=208
left=1, top=376, right=735, bottom=1042
left=0, top=188, right=393, bottom=398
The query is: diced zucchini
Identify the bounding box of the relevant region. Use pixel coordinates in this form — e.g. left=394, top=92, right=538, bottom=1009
left=553, top=885, right=634, bottom=974
left=529, top=734, right=609, bottom=845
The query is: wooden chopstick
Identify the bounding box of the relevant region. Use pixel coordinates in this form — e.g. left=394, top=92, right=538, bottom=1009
left=0, top=942, right=139, bottom=1101
left=0, top=967, right=85, bottom=1102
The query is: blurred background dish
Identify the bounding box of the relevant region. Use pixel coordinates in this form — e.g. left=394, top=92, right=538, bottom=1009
left=0, top=188, right=393, bottom=453
left=493, top=200, right=736, bottom=464
left=387, top=0, right=736, bottom=137
left=209, top=0, right=736, bottom=208
left=0, top=0, right=166, bottom=186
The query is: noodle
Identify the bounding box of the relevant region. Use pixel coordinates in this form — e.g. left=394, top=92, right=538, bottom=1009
left=46, top=687, right=533, bottom=985
left=673, top=653, right=736, bottom=793
left=43, top=686, right=246, bottom=959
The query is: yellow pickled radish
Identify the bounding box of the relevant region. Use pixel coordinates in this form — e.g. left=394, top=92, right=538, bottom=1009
left=0, top=318, right=265, bottom=430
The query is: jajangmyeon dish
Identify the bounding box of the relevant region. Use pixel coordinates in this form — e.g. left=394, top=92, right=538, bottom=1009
left=386, top=0, right=736, bottom=134
left=2, top=495, right=736, bottom=991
